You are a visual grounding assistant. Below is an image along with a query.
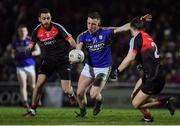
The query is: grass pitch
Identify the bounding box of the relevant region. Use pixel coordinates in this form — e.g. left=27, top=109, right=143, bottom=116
left=0, top=107, right=179, bottom=125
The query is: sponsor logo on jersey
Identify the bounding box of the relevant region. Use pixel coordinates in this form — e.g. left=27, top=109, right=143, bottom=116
left=99, top=35, right=103, bottom=40
left=87, top=42, right=105, bottom=51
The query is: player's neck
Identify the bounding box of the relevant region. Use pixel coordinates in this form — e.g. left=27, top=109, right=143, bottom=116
left=88, top=27, right=100, bottom=35
left=132, top=30, right=140, bottom=37
left=20, top=36, right=26, bottom=40
left=89, top=29, right=100, bottom=35
left=42, top=23, right=52, bottom=30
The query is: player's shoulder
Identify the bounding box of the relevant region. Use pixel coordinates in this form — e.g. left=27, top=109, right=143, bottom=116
left=52, top=21, right=71, bottom=34
left=33, top=24, right=41, bottom=31
left=100, top=27, right=114, bottom=34
left=134, top=32, right=143, bottom=44
left=78, top=30, right=88, bottom=37
left=76, top=30, right=88, bottom=42
left=135, top=32, right=142, bottom=38
left=26, top=36, right=31, bottom=40
left=52, top=21, right=64, bottom=29
left=27, top=35, right=31, bottom=38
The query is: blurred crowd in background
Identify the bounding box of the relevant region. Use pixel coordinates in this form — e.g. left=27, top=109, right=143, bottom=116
left=0, top=0, right=179, bottom=83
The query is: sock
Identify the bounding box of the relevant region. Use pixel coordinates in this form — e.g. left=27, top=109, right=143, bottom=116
left=31, top=104, right=38, bottom=110
left=156, top=97, right=169, bottom=105
left=143, top=111, right=152, bottom=118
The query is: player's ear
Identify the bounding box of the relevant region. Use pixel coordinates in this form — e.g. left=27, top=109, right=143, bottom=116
left=98, top=20, right=101, bottom=26
left=38, top=17, right=41, bottom=22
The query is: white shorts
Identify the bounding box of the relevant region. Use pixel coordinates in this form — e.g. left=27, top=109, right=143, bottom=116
left=16, top=65, right=35, bottom=76
left=81, top=64, right=111, bottom=81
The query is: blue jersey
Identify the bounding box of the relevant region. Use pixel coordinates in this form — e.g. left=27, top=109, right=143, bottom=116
left=12, top=37, right=35, bottom=67
left=77, top=28, right=114, bottom=67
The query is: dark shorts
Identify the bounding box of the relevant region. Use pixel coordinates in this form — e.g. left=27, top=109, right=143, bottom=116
left=38, top=59, right=71, bottom=80
left=141, top=66, right=166, bottom=95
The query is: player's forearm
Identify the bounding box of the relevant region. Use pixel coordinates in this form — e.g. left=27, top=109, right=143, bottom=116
left=101, top=26, right=117, bottom=29
left=68, top=37, right=77, bottom=48
left=32, top=45, right=41, bottom=56
left=118, top=53, right=135, bottom=72
left=118, top=51, right=136, bottom=72
left=118, top=56, right=131, bottom=72
left=114, top=23, right=130, bottom=34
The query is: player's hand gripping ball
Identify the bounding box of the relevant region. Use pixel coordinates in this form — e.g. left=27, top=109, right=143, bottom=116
left=69, top=49, right=85, bottom=63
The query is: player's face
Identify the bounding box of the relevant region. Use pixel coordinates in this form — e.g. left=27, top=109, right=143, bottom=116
left=39, top=13, right=52, bottom=29
left=18, top=27, right=28, bottom=39
left=87, top=17, right=100, bottom=34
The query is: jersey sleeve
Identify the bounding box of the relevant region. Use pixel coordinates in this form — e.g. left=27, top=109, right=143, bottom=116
left=106, top=28, right=114, bottom=38
left=76, top=32, right=85, bottom=45
left=128, top=33, right=142, bottom=54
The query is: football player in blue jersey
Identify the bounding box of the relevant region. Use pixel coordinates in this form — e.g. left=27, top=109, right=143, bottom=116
left=11, top=25, right=41, bottom=109
left=75, top=12, right=130, bottom=117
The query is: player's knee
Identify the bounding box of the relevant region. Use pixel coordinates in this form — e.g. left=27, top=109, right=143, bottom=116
left=93, top=73, right=105, bottom=86
left=63, top=90, right=68, bottom=94
left=77, top=91, right=84, bottom=99
left=132, top=100, right=141, bottom=109
left=62, top=86, right=71, bottom=94
left=90, top=92, right=98, bottom=99
left=31, top=84, right=35, bottom=90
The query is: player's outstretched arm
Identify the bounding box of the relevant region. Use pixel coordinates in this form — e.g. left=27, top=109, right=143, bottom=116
left=114, top=23, right=130, bottom=34
left=114, top=14, right=152, bottom=34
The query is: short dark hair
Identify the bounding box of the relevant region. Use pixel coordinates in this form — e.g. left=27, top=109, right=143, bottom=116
left=130, top=17, right=144, bottom=30
left=88, top=12, right=101, bottom=21
left=38, top=8, right=50, bottom=17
